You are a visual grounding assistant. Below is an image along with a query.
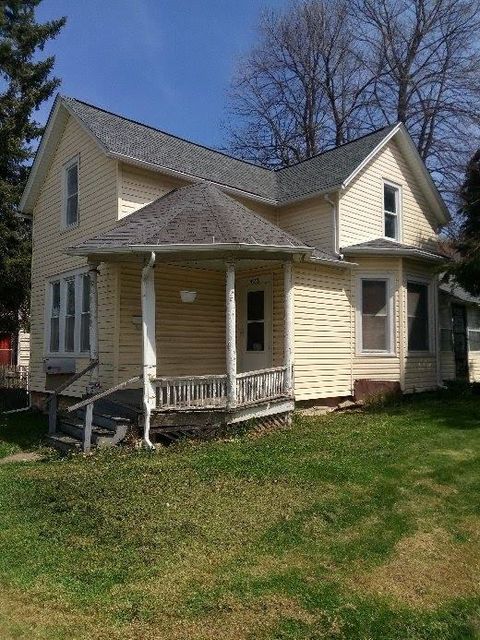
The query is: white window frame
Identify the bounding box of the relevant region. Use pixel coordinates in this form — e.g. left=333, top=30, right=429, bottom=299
left=62, top=155, right=80, bottom=229
left=356, top=274, right=396, bottom=356
left=467, top=306, right=480, bottom=353
left=406, top=277, right=434, bottom=355
left=44, top=268, right=90, bottom=357
left=382, top=179, right=402, bottom=241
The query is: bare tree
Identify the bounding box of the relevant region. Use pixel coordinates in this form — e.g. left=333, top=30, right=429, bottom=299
left=354, top=0, right=480, bottom=203
left=226, top=0, right=480, bottom=207
left=226, top=0, right=374, bottom=167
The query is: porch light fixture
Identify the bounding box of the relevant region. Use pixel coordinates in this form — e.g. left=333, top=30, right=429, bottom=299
left=180, top=290, right=197, bottom=303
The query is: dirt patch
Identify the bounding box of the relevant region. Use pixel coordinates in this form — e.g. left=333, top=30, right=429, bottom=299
left=350, top=525, right=480, bottom=608
left=0, top=451, right=43, bottom=465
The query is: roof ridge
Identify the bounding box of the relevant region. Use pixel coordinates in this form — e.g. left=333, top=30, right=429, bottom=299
left=275, top=123, right=399, bottom=173
left=62, top=95, right=272, bottom=174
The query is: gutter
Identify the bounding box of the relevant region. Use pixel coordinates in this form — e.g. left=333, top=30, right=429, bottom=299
left=323, top=193, right=343, bottom=258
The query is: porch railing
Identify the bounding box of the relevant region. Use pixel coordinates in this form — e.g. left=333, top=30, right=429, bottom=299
left=236, top=366, right=288, bottom=405
left=154, top=366, right=289, bottom=411
left=156, top=374, right=228, bottom=410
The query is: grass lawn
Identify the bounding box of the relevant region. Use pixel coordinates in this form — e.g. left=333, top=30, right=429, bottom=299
left=0, top=388, right=478, bottom=639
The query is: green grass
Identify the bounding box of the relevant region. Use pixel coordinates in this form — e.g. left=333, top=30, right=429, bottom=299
left=0, top=389, right=478, bottom=639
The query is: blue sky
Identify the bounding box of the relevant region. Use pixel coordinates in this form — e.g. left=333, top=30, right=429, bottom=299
left=35, top=0, right=289, bottom=149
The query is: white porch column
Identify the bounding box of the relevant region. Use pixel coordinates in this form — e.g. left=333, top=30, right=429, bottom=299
left=88, top=261, right=100, bottom=391
left=225, top=262, right=237, bottom=409
left=283, top=260, right=294, bottom=396
left=141, top=252, right=157, bottom=448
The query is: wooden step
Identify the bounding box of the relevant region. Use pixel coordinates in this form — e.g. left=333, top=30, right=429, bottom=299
left=46, top=433, right=82, bottom=453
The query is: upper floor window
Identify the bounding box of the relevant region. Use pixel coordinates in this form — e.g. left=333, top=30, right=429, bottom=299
left=358, top=277, right=394, bottom=354
left=407, top=281, right=430, bottom=352
left=384, top=182, right=399, bottom=240
left=63, top=157, right=79, bottom=228
left=47, top=270, right=90, bottom=355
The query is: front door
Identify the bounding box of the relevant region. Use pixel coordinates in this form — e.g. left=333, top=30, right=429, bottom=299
left=237, top=276, right=272, bottom=373
left=452, top=304, right=469, bottom=379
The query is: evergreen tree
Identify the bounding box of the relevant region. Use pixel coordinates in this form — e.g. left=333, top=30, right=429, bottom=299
left=0, top=1, right=65, bottom=332
left=449, top=151, right=480, bottom=296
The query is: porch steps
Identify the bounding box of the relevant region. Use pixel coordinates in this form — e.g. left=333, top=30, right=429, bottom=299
left=46, top=398, right=140, bottom=453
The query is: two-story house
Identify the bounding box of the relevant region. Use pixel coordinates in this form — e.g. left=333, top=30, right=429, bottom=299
left=20, top=96, right=480, bottom=451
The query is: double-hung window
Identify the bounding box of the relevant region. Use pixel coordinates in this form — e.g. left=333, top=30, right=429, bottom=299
left=64, top=157, right=79, bottom=228
left=383, top=182, right=400, bottom=240
left=47, top=271, right=90, bottom=355
left=407, top=281, right=430, bottom=352
left=468, top=307, right=480, bottom=351
left=359, top=277, right=394, bottom=353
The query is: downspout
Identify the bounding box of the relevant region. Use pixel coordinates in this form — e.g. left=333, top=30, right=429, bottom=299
left=434, top=274, right=443, bottom=388
left=324, top=193, right=343, bottom=258
left=141, top=251, right=156, bottom=450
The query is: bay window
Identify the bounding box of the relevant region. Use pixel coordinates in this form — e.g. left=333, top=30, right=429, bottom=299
left=359, top=277, right=394, bottom=353
left=47, top=270, right=90, bottom=355
left=407, top=281, right=430, bottom=352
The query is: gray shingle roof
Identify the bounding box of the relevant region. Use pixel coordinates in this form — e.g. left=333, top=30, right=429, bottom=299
left=440, top=282, right=480, bottom=305
left=276, top=125, right=398, bottom=201
left=70, top=183, right=336, bottom=259
left=63, top=96, right=397, bottom=204
left=342, top=238, right=446, bottom=262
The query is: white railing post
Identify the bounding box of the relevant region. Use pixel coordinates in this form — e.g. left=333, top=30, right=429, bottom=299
left=141, top=253, right=157, bottom=448
left=284, top=261, right=294, bottom=396
left=225, top=262, right=237, bottom=409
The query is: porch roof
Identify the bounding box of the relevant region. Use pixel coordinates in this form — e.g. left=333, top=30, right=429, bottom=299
left=341, top=238, right=447, bottom=263
left=68, top=182, right=335, bottom=261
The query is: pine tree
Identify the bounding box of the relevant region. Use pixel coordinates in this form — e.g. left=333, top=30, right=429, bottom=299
left=449, top=151, right=480, bottom=296
left=0, top=1, right=65, bottom=333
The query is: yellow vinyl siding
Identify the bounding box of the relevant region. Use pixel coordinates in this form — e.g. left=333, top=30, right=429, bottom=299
left=468, top=354, right=480, bottom=382
left=278, top=196, right=334, bottom=253
left=119, top=164, right=186, bottom=219
left=440, top=352, right=456, bottom=381
left=17, top=331, right=30, bottom=367
left=119, top=164, right=280, bottom=224
left=30, top=115, right=119, bottom=396
left=293, top=263, right=352, bottom=400
left=352, top=257, right=402, bottom=383
left=117, top=262, right=285, bottom=381
left=339, top=140, right=438, bottom=250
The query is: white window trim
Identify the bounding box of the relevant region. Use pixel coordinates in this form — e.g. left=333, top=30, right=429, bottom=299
left=44, top=267, right=90, bottom=357
left=467, top=306, right=480, bottom=353
left=406, top=276, right=434, bottom=355
left=382, top=179, right=402, bottom=242
left=356, top=274, right=396, bottom=356
left=62, top=155, right=80, bottom=229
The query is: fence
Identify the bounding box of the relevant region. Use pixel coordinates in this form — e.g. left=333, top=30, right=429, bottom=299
left=0, top=365, right=29, bottom=390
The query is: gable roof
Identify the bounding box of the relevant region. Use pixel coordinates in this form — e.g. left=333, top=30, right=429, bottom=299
left=19, top=95, right=450, bottom=225
left=69, top=182, right=334, bottom=261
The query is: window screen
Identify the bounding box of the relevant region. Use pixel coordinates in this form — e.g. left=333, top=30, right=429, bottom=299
left=361, top=280, right=389, bottom=351
left=407, top=282, right=429, bottom=351
left=247, top=290, right=265, bottom=351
